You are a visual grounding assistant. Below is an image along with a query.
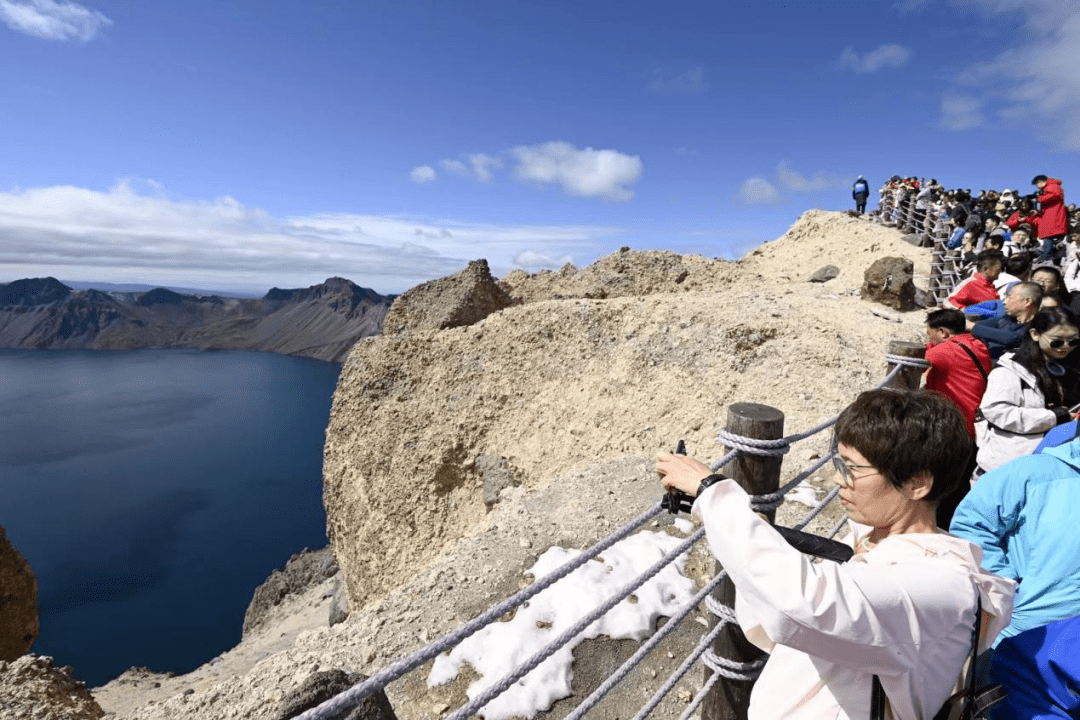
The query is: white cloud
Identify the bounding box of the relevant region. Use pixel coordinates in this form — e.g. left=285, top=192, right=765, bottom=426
left=736, top=177, right=781, bottom=205
left=0, top=182, right=626, bottom=294
left=0, top=0, right=111, bottom=41
left=510, top=141, right=644, bottom=202
left=439, top=159, right=469, bottom=177
left=410, top=165, right=437, bottom=184
left=467, top=153, right=503, bottom=183
left=513, top=249, right=575, bottom=270
left=925, top=1, right=1080, bottom=149
left=940, top=92, right=985, bottom=131
left=775, top=162, right=848, bottom=192
left=837, top=44, right=912, bottom=73
left=649, top=65, right=708, bottom=94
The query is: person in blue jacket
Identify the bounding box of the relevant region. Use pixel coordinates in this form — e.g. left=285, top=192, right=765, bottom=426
left=950, top=436, right=1080, bottom=645
left=852, top=175, right=870, bottom=214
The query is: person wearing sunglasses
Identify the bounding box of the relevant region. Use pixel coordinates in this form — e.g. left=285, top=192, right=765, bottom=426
left=975, top=306, right=1080, bottom=475
left=658, top=390, right=1015, bottom=720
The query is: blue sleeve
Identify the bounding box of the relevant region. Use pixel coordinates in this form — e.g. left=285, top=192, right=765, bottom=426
left=950, top=462, right=1027, bottom=581
left=971, top=318, right=1025, bottom=347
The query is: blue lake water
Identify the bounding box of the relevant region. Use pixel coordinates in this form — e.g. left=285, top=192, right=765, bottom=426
left=0, top=349, right=341, bottom=686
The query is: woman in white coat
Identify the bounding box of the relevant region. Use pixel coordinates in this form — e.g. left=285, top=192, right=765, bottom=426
left=658, top=390, right=1014, bottom=720
left=975, top=306, right=1080, bottom=474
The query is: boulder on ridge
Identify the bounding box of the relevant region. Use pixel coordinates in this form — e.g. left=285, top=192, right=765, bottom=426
left=861, top=256, right=916, bottom=311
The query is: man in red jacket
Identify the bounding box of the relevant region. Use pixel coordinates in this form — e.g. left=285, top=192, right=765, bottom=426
left=944, top=251, right=1003, bottom=310
left=923, top=308, right=991, bottom=524
left=1033, top=175, right=1067, bottom=263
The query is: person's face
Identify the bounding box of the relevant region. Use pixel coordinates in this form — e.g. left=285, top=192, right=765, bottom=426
left=1032, top=323, right=1080, bottom=361
left=986, top=217, right=999, bottom=231
left=832, top=444, right=921, bottom=529
left=984, top=263, right=1003, bottom=282
left=1035, top=179, right=1048, bottom=190
left=1033, top=270, right=1059, bottom=293
left=926, top=325, right=950, bottom=346
left=1014, top=230, right=1030, bottom=245
left=1004, top=287, right=1030, bottom=318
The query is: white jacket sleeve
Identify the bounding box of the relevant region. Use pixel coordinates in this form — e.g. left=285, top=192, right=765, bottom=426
left=692, top=479, right=973, bottom=677
left=979, top=366, right=1057, bottom=434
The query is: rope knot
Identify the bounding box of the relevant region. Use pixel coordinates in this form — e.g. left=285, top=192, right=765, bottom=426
left=716, top=429, right=790, bottom=457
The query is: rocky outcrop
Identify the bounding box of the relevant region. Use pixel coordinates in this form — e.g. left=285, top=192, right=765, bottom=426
left=270, top=669, right=396, bottom=720
left=0, top=277, right=392, bottom=363
left=0, top=526, right=38, bottom=661
left=0, top=655, right=105, bottom=720
left=862, top=256, right=916, bottom=311
left=381, top=260, right=512, bottom=334
left=498, top=246, right=739, bottom=303
left=242, top=547, right=339, bottom=639
left=324, top=212, right=932, bottom=613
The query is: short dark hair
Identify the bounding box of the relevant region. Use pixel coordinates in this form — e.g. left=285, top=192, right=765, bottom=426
left=835, top=389, right=971, bottom=503
left=926, top=308, right=967, bottom=335
left=1005, top=253, right=1032, bottom=277
left=976, top=250, right=1005, bottom=273
left=1032, top=175, right=1049, bottom=185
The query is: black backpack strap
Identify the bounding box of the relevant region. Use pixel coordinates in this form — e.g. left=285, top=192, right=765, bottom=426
left=951, top=338, right=990, bottom=381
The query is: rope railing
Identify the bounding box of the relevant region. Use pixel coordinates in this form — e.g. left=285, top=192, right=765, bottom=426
left=291, top=349, right=928, bottom=720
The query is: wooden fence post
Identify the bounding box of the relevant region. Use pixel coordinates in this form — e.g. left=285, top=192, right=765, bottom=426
left=703, top=403, right=784, bottom=720
left=884, top=340, right=927, bottom=390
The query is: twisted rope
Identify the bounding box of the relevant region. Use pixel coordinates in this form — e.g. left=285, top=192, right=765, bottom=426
left=562, top=563, right=727, bottom=720
left=630, top=619, right=728, bottom=720
left=715, top=429, right=790, bottom=457
left=679, top=670, right=722, bottom=720
left=884, top=353, right=931, bottom=369
left=290, top=502, right=665, bottom=720
left=294, top=351, right=908, bottom=720
left=443, top=528, right=704, bottom=720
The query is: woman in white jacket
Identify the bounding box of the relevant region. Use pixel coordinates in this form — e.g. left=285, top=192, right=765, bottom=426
left=658, top=390, right=1014, bottom=720
left=975, top=306, right=1080, bottom=474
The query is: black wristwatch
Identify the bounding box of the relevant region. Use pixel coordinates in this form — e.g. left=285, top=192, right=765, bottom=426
left=696, top=473, right=727, bottom=497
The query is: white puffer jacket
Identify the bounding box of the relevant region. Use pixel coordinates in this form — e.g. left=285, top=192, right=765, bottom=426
left=975, top=352, right=1058, bottom=472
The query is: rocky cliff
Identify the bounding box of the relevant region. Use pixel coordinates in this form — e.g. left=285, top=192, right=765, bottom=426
left=65, top=210, right=934, bottom=720
left=0, top=277, right=392, bottom=363
left=323, top=210, right=932, bottom=612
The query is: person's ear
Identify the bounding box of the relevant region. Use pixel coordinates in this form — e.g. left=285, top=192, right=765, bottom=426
left=1030, top=327, right=1040, bottom=342
left=906, top=472, right=933, bottom=501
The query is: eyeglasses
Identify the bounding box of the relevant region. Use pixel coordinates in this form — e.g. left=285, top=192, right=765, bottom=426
left=832, top=455, right=878, bottom=488
left=1046, top=336, right=1080, bottom=349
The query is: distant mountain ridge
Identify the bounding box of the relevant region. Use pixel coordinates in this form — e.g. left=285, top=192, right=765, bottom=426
left=0, top=277, right=392, bottom=363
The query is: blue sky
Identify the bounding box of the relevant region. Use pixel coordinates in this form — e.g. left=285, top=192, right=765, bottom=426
left=0, top=0, right=1077, bottom=295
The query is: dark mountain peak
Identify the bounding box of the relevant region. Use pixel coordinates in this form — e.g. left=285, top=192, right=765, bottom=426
left=138, top=288, right=187, bottom=306
left=0, top=277, right=72, bottom=308
left=264, top=277, right=389, bottom=307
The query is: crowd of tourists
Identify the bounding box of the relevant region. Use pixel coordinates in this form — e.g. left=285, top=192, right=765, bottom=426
left=654, top=173, right=1080, bottom=720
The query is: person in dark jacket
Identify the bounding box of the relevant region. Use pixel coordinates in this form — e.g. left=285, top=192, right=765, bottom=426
left=852, top=175, right=869, bottom=214
left=971, top=281, right=1042, bottom=361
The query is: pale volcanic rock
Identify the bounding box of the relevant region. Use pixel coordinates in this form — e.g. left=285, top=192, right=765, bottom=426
left=323, top=210, right=932, bottom=613
left=0, top=655, right=105, bottom=720
left=381, top=259, right=512, bottom=334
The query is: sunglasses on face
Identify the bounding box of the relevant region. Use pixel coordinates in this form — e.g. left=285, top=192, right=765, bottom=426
left=1046, top=337, right=1080, bottom=349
